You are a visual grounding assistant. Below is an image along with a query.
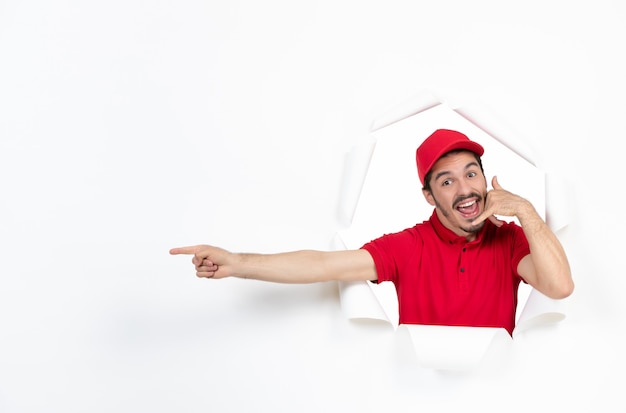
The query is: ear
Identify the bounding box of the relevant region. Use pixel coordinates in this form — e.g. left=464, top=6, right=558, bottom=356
left=422, top=188, right=436, bottom=206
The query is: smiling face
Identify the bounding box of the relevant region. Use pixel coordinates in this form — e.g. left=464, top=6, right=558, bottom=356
left=422, top=150, right=488, bottom=240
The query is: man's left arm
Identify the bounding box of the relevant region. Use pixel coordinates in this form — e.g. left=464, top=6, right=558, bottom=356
left=473, top=176, right=574, bottom=299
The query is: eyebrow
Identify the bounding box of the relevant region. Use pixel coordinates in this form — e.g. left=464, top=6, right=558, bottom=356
left=434, top=161, right=480, bottom=182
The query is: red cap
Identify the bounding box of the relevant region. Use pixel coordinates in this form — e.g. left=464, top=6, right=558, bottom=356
left=416, top=129, right=484, bottom=186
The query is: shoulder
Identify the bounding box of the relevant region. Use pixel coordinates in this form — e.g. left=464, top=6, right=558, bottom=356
left=363, top=222, right=428, bottom=252
left=483, top=219, right=528, bottom=248
left=487, top=219, right=525, bottom=235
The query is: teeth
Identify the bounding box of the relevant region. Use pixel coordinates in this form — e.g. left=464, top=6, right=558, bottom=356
left=458, top=200, right=475, bottom=208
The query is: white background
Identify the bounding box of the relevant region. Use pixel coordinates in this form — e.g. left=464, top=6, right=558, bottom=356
left=1, top=1, right=624, bottom=412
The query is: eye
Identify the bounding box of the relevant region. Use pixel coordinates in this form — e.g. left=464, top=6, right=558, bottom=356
left=467, top=171, right=477, bottom=178
left=442, top=179, right=452, bottom=186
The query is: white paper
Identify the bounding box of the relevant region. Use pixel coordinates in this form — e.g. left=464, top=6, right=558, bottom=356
left=513, top=288, right=567, bottom=338
left=452, top=102, right=538, bottom=166
left=544, top=171, right=572, bottom=233
left=337, top=280, right=389, bottom=322
left=337, top=136, right=377, bottom=226
left=401, top=324, right=511, bottom=370
left=370, top=90, right=442, bottom=132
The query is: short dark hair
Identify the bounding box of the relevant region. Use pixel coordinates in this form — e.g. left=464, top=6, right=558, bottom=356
left=422, top=149, right=484, bottom=192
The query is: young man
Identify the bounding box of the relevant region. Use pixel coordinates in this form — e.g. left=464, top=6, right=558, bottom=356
left=170, top=129, right=574, bottom=335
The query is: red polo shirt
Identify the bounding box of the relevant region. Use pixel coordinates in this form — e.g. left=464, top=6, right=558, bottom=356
left=361, top=210, right=530, bottom=335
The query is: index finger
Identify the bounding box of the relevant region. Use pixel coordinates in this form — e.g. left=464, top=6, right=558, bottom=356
left=169, top=246, right=202, bottom=255
left=471, top=195, right=496, bottom=225
left=471, top=211, right=491, bottom=226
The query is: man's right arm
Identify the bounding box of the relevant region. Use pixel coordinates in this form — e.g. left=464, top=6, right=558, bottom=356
left=169, top=245, right=378, bottom=284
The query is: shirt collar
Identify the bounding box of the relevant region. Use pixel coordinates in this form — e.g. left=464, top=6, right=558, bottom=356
left=429, top=209, right=488, bottom=245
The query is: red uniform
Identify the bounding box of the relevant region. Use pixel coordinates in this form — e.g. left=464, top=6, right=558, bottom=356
left=361, top=210, right=530, bottom=336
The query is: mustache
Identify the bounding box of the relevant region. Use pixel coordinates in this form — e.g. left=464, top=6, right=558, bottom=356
left=453, top=192, right=483, bottom=208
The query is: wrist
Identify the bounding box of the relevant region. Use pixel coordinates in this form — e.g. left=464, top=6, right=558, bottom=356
left=516, top=200, right=541, bottom=227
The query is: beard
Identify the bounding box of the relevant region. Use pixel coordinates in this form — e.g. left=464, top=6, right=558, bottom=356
left=433, top=192, right=486, bottom=234
left=459, top=220, right=486, bottom=234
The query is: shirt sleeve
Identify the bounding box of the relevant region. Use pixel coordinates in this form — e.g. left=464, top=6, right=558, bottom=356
left=360, top=228, right=422, bottom=284
left=507, top=221, right=531, bottom=279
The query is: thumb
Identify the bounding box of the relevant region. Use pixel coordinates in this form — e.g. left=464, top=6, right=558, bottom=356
left=491, top=175, right=502, bottom=190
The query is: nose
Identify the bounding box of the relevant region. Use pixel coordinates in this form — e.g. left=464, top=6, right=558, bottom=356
left=457, top=176, right=473, bottom=196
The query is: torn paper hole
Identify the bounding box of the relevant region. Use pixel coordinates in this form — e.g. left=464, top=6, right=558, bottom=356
left=334, top=95, right=569, bottom=369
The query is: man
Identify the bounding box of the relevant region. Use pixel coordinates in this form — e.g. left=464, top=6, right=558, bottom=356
left=170, top=129, right=574, bottom=335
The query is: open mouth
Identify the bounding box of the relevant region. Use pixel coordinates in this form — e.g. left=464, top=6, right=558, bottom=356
left=455, top=198, right=480, bottom=218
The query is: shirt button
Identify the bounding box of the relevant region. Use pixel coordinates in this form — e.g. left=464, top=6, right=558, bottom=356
left=460, top=268, right=465, bottom=272
left=462, top=248, right=466, bottom=252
